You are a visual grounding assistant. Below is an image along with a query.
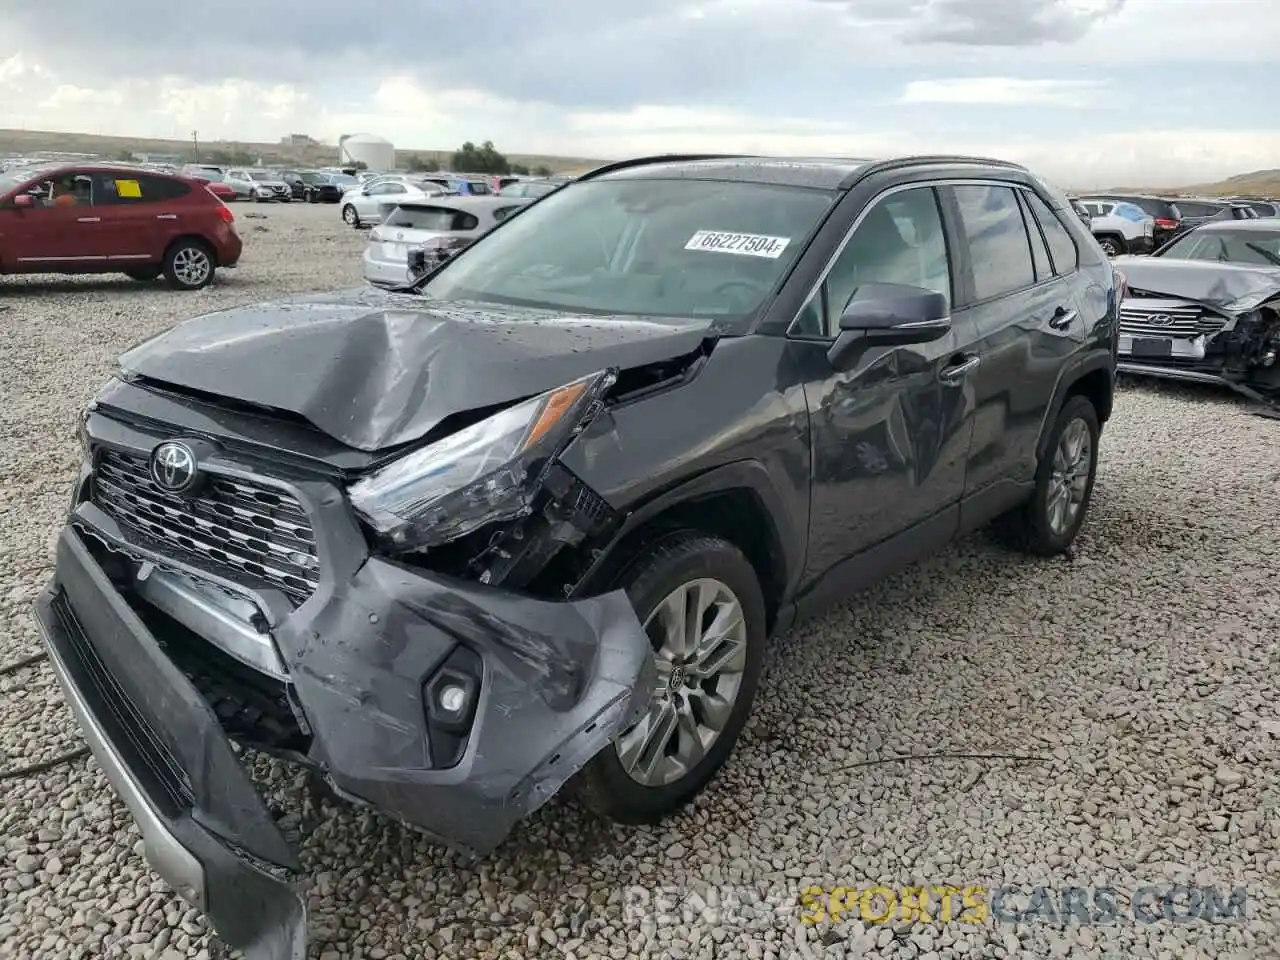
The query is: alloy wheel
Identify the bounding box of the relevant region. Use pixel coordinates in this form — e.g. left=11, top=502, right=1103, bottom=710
left=1046, top=418, right=1092, bottom=536
left=172, top=247, right=212, bottom=288
left=615, top=578, right=748, bottom=787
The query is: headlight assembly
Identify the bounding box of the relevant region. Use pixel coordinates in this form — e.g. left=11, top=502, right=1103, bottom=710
left=349, top=369, right=616, bottom=552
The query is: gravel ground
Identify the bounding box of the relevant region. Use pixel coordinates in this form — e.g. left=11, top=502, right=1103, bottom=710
left=2, top=201, right=1279, bottom=960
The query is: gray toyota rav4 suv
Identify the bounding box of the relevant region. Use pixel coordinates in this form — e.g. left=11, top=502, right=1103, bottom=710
left=34, top=153, right=1120, bottom=958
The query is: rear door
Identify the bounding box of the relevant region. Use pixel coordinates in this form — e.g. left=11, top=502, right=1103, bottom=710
left=944, top=182, right=1089, bottom=505
left=91, top=173, right=193, bottom=263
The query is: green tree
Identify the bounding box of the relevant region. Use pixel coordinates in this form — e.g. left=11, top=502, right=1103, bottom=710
left=533, top=164, right=553, bottom=177
left=404, top=153, right=441, bottom=173
left=113, top=149, right=135, bottom=162
left=352, top=160, right=368, bottom=171
left=510, top=163, right=530, bottom=176
left=451, top=140, right=511, bottom=175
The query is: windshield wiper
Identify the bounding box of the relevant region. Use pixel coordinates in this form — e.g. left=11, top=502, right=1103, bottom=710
left=1244, top=241, right=1280, bottom=267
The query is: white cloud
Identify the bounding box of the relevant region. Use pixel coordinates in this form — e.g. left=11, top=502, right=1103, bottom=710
left=899, top=77, right=1106, bottom=106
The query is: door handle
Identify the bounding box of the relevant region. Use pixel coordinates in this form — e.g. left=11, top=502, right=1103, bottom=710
left=76, top=216, right=100, bottom=223
left=155, top=214, right=178, bottom=220
left=1049, top=307, right=1078, bottom=330
left=938, top=355, right=981, bottom=384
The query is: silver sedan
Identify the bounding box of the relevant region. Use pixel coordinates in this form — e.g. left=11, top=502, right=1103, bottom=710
left=340, top=177, right=449, bottom=227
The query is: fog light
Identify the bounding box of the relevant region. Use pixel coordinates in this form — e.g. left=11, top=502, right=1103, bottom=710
left=438, top=684, right=467, bottom=714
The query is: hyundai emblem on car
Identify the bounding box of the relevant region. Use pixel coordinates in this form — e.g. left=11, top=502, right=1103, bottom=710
left=150, top=440, right=198, bottom=493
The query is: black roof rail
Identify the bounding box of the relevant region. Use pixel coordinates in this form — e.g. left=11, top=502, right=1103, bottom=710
left=839, top=153, right=1027, bottom=188
left=575, top=153, right=759, bottom=181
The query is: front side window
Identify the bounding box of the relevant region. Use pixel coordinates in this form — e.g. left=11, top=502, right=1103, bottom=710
left=952, top=184, right=1037, bottom=302
left=793, top=186, right=952, bottom=338
left=421, top=178, right=838, bottom=319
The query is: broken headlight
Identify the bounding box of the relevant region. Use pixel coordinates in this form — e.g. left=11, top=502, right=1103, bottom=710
left=349, top=369, right=615, bottom=552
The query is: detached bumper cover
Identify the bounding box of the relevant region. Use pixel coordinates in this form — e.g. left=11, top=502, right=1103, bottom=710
left=34, top=523, right=656, bottom=960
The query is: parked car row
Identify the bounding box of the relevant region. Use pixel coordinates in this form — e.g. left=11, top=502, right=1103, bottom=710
left=1074, top=192, right=1275, bottom=257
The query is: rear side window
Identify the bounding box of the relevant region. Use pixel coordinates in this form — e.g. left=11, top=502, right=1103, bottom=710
left=384, top=205, right=478, bottom=231
left=1016, top=192, right=1053, bottom=281
left=1176, top=201, right=1220, bottom=217
left=1022, top=191, right=1080, bottom=275
left=952, top=184, right=1036, bottom=302
left=94, top=173, right=191, bottom=204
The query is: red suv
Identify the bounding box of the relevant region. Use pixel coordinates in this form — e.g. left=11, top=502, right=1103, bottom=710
left=0, top=164, right=242, bottom=289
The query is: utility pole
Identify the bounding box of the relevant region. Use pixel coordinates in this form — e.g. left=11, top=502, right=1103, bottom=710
left=192, top=130, right=199, bottom=162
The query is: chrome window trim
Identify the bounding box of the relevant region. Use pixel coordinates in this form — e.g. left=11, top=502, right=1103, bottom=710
left=786, top=177, right=1064, bottom=340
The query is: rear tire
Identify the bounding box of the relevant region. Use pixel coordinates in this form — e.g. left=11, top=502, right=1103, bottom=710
left=989, top=394, right=1100, bottom=557
left=162, top=239, right=215, bottom=290
left=575, top=532, right=767, bottom=824
left=125, top=267, right=161, bottom=282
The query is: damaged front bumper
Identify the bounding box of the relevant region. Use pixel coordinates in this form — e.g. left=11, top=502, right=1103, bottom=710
left=34, top=510, right=655, bottom=958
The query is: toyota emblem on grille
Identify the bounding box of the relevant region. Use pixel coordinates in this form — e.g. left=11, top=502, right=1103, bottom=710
left=150, top=441, right=198, bottom=494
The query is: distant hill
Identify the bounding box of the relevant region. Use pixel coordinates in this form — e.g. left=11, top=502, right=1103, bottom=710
left=0, top=128, right=604, bottom=175
left=1079, top=168, right=1280, bottom=199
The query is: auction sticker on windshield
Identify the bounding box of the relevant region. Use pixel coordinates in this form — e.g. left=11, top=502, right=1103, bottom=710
left=685, top=230, right=791, bottom=259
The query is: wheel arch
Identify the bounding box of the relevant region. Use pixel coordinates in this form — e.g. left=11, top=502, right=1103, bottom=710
left=572, top=461, right=799, bottom=636
left=164, top=233, right=218, bottom=267
left=1035, top=349, right=1115, bottom=462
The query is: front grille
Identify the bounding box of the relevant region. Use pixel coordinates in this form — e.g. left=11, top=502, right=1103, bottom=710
left=92, top=449, right=320, bottom=602
left=1119, top=302, right=1227, bottom=339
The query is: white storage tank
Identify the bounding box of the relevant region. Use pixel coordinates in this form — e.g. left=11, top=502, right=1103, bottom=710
left=339, top=133, right=395, bottom=171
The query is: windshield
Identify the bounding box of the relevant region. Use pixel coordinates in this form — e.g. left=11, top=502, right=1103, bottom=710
left=420, top=178, right=837, bottom=318
left=299, top=172, right=325, bottom=183
left=1158, top=228, right=1280, bottom=266
left=195, top=169, right=225, bottom=182
left=0, top=172, right=30, bottom=194
left=330, top=174, right=358, bottom=186
left=249, top=171, right=275, bottom=181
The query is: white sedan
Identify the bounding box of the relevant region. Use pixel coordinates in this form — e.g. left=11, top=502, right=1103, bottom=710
left=340, top=178, right=449, bottom=227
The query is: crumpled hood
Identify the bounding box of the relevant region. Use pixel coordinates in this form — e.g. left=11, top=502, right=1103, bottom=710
left=119, top=287, right=717, bottom=452
left=1114, top=256, right=1280, bottom=313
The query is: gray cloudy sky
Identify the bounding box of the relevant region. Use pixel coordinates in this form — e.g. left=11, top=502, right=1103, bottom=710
left=2, top=0, right=1277, bottom=185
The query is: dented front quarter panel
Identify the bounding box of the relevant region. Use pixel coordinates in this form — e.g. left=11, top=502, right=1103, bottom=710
left=274, top=557, right=656, bottom=854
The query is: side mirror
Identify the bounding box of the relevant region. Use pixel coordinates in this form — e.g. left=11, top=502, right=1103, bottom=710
left=13, top=193, right=34, bottom=208
left=827, top=282, right=951, bottom=371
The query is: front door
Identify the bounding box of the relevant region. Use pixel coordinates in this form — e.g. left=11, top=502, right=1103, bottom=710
left=3, top=173, right=104, bottom=269
left=793, top=184, right=979, bottom=595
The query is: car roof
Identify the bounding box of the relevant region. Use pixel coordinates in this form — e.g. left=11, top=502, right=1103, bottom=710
left=7, top=162, right=189, bottom=181
left=579, top=153, right=1032, bottom=191
left=1185, top=217, right=1280, bottom=232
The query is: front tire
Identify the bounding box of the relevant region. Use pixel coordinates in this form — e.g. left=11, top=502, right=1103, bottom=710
left=162, top=239, right=215, bottom=290
left=1097, top=235, right=1124, bottom=257
left=576, top=533, right=767, bottom=824
left=990, top=394, right=1100, bottom=556
left=342, top=204, right=359, bottom=226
